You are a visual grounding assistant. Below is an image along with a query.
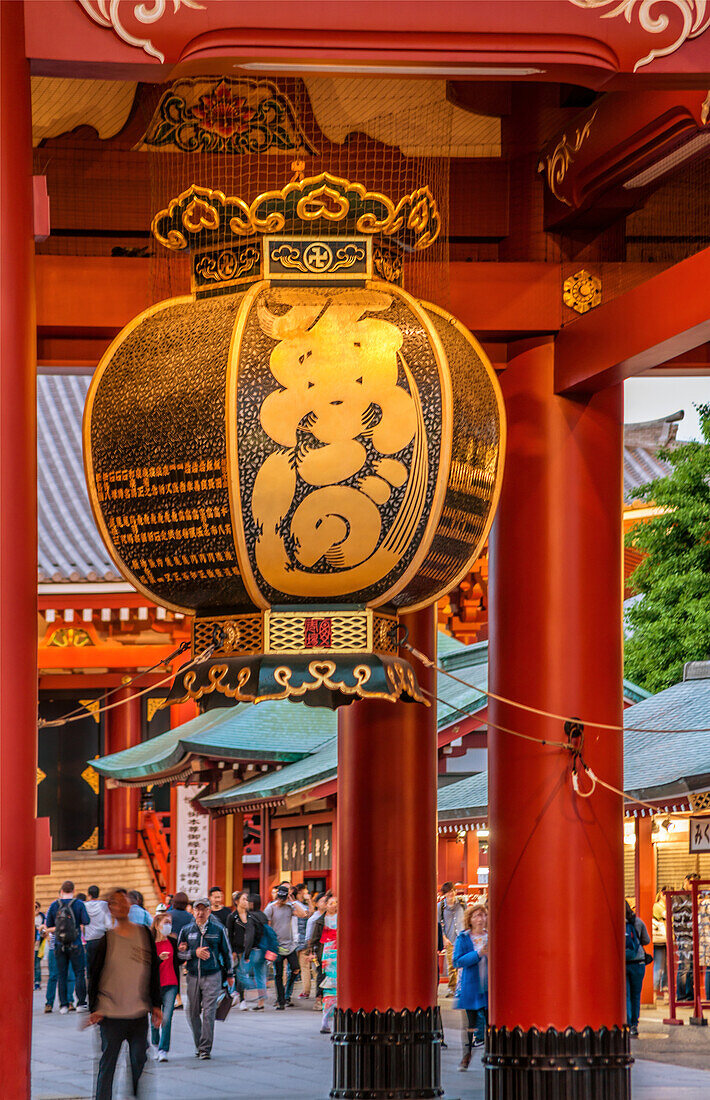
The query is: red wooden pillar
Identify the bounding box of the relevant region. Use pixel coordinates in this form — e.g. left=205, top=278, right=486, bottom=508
left=259, top=804, right=270, bottom=905
left=169, top=697, right=197, bottom=893
left=635, top=816, right=656, bottom=1004
left=331, top=806, right=338, bottom=889
left=335, top=606, right=440, bottom=1097
left=104, top=686, right=141, bottom=853
left=465, top=831, right=480, bottom=889
left=488, top=338, right=629, bottom=1096
left=0, top=3, right=37, bottom=1093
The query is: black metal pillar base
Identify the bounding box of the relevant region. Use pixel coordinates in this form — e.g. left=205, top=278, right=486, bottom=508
left=331, top=1007, right=443, bottom=1099
left=484, top=1025, right=632, bottom=1100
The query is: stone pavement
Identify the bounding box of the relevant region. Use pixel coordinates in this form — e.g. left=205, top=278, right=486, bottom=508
left=31, top=989, right=710, bottom=1100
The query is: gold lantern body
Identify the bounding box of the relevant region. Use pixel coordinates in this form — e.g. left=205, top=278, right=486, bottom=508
left=84, top=175, right=505, bottom=708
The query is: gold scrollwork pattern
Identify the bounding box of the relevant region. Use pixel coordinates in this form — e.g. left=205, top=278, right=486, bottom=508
left=151, top=174, right=440, bottom=252
left=194, top=246, right=260, bottom=285
left=537, top=110, right=597, bottom=206
left=373, top=247, right=404, bottom=284
left=569, top=1, right=710, bottom=72
left=77, top=1, right=205, bottom=64
left=171, top=656, right=428, bottom=706
left=270, top=243, right=308, bottom=273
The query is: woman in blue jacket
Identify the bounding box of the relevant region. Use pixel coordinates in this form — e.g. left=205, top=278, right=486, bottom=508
left=452, top=903, right=488, bottom=1071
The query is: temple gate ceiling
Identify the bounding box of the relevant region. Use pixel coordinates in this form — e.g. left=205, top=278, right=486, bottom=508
left=31, top=76, right=138, bottom=147
left=30, top=74, right=501, bottom=158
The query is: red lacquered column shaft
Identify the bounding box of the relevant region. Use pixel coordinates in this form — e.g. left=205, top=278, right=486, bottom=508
left=488, top=338, right=625, bottom=1031
left=338, top=606, right=437, bottom=1011
left=0, top=3, right=37, bottom=1094
left=104, top=687, right=142, bottom=853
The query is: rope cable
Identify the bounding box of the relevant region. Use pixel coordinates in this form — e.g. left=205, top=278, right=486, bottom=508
left=429, top=686, right=662, bottom=814
left=38, top=640, right=215, bottom=729
left=406, top=641, right=710, bottom=736
left=38, top=638, right=191, bottom=728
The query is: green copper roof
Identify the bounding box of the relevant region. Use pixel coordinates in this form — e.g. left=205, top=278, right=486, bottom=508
left=92, top=701, right=337, bottom=781
left=201, top=737, right=339, bottom=809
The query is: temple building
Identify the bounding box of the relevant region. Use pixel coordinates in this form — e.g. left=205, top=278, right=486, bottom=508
left=4, top=6, right=710, bottom=1096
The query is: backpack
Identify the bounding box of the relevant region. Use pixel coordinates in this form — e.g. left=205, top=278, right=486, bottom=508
left=260, top=923, right=279, bottom=958
left=625, top=918, right=640, bottom=962
left=55, top=900, right=78, bottom=947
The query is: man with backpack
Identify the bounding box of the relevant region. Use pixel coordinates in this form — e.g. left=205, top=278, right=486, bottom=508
left=45, top=880, right=90, bottom=1013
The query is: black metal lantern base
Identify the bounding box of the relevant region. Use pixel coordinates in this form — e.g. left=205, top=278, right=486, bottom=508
left=484, top=1025, right=632, bottom=1100
left=331, top=1007, right=443, bottom=1099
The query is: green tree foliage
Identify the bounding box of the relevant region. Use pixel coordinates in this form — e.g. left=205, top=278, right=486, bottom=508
left=624, top=405, right=710, bottom=693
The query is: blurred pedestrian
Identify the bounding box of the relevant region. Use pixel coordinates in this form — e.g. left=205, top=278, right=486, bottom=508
left=128, top=890, right=152, bottom=927
left=438, top=882, right=465, bottom=997
left=293, top=883, right=314, bottom=999
left=453, top=904, right=488, bottom=1071
left=45, top=881, right=90, bottom=1013
left=308, top=894, right=338, bottom=1034
left=626, top=900, right=650, bottom=1037
left=44, top=929, right=75, bottom=1013
left=88, top=887, right=162, bottom=1100
left=264, top=884, right=308, bottom=1009
left=227, top=890, right=267, bottom=1010
left=306, top=892, right=327, bottom=1010
left=150, top=909, right=180, bottom=1062
left=177, top=897, right=235, bottom=1059
left=84, top=885, right=111, bottom=977
left=166, top=891, right=192, bottom=938
left=34, top=901, right=46, bottom=989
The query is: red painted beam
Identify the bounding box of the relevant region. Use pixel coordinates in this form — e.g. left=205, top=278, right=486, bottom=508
left=35, top=256, right=562, bottom=346
left=37, top=642, right=177, bottom=669
left=555, top=247, right=710, bottom=394
left=36, top=256, right=151, bottom=332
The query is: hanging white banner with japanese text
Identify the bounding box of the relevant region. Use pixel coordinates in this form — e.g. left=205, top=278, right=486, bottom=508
left=175, top=786, right=210, bottom=899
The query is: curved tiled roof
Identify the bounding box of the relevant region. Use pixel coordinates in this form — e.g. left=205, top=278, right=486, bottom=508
left=622, top=410, right=682, bottom=502
left=37, top=374, right=120, bottom=583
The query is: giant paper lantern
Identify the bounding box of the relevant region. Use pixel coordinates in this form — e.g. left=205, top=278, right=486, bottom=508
left=84, top=174, right=505, bottom=708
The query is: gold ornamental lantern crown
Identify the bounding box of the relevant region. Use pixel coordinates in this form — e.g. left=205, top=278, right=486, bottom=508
left=84, top=173, right=505, bottom=708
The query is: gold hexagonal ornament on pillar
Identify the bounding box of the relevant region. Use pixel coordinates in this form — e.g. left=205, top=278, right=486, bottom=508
left=83, top=174, right=506, bottom=708
left=563, top=268, right=602, bottom=314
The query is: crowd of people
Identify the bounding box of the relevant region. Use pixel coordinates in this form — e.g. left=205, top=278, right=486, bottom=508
left=34, top=879, right=338, bottom=1098
left=438, top=877, right=672, bottom=1065
left=35, top=874, right=669, bottom=1093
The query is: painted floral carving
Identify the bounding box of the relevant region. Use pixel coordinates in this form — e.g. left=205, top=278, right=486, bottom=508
left=191, top=82, right=257, bottom=139
left=570, top=0, right=710, bottom=71
left=137, top=77, right=316, bottom=155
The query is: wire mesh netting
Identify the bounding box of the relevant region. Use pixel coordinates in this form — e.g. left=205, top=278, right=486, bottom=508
left=147, top=76, right=453, bottom=305
left=31, top=74, right=710, bottom=332
left=34, top=75, right=466, bottom=307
